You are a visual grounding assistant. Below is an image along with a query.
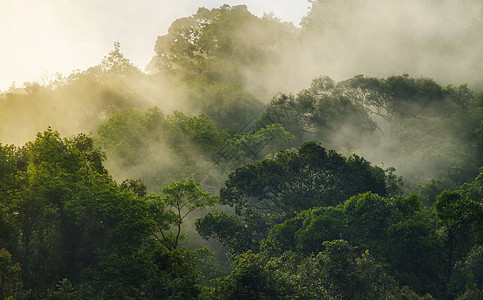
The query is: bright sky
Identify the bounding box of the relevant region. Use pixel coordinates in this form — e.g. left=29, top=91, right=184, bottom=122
left=0, top=0, right=310, bottom=91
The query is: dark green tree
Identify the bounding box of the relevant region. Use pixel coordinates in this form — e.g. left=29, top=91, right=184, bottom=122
left=197, top=142, right=387, bottom=254
left=222, top=141, right=386, bottom=216
left=0, top=129, right=215, bottom=298
left=386, top=219, right=444, bottom=295
left=434, top=190, right=483, bottom=292
left=296, top=240, right=410, bottom=299
left=264, top=206, right=346, bottom=256
left=204, top=240, right=421, bottom=299
left=203, top=251, right=299, bottom=300
left=0, top=248, right=23, bottom=299
left=449, top=245, right=483, bottom=298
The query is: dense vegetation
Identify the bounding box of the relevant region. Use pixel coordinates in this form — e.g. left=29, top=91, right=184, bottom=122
left=1, top=1, right=482, bottom=299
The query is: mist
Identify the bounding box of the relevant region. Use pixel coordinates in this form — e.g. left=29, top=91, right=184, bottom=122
left=1, top=3, right=482, bottom=297
left=240, top=0, right=483, bottom=99
left=0, top=0, right=481, bottom=193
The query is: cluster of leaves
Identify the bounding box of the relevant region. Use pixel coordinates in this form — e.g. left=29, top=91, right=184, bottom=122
left=257, top=76, right=377, bottom=147
left=95, top=107, right=294, bottom=190
left=260, top=74, right=474, bottom=141
left=1, top=128, right=481, bottom=299
left=258, top=74, right=481, bottom=191
left=397, top=107, right=483, bottom=190
left=202, top=173, right=482, bottom=299
left=0, top=129, right=219, bottom=299
left=202, top=240, right=422, bottom=299
left=148, top=5, right=295, bottom=86
left=182, top=79, right=263, bottom=131
left=196, top=141, right=390, bottom=255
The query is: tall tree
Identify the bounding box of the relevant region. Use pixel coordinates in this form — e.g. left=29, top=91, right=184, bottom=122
left=148, top=180, right=218, bottom=251
left=197, top=141, right=388, bottom=254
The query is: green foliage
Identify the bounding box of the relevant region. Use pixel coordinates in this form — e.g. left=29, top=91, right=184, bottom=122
left=0, top=130, right=144, bottom=296
left=0, top=43, right=147, bottom=145
left=0, top=143, right=21, bottom=248
left=21, top=131, right=157, bottom=298
left=95, top=107, right=298, bottom=190
left=96, top=108, right=149, bottom=165
left=384, top=166, right=404, bottom=196
left=344, top=193, right=394, bottom=242
left=256, top=94, right=306, bottom=145
left=205, top=240, right=421, bottom=299
left=264, top=207, right=347, bottom=256
left=120, top=178, right=147, bottom=197
left=434, top=190, right=483, bottom=291
left=297, top=240, right=405, bottom=299
left=223, top=141, right=387, bottom=215
left=337, top=74, right=472, bottom=139
left=149, top=5, right=295, bottom=85
left=184, top=79, right=263, bottom=131
left=459, top=168, right=483, bottom=203
left=0, top=129, right=217, bottom=298
left=386, top=219, right=444, bottom=295
left=262, top=214, right=307, bottom=256
left=225, top=123, right=295, bottom=165
left=396, top=107, right=483, bottom=188
left=256, top=74, right=478, bottom=196
left=49, top=278, right=77, bottom=300
left=418, top=179, right=447, bottom=208
left=0, top=248, right=23, bottom=299
left=449, top=245, right=483, bottom=298
left=263, top=192, right=452, bottom=296
left=343, top=193, right=445, bottom=294
left=203, top=251, right=299, bottom=300
left=291, top=207, right=347, bottom=255
left=100, top=41, right=140, bottom=77
left=258, top=77, right=377, bottom=148
left=0, top=3, right=481, bottom=298
left=197, top=142, right=388, bottom=254
left=139, top=245, right=207, bottom=299
left=96, top=108, right=226, bottom=188
left=196, top=210, right=269, bottom=256
left=148, top=180, right=218, bottom=250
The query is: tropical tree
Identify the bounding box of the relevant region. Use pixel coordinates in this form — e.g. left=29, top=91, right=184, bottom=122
left=148, top=180, right=218, bottom=251
left=197, top=141, right=388, bottom=254
left=434, top=190, right=483, bottom=292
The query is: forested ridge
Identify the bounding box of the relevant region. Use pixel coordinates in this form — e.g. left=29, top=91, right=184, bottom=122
left=1, top=1, right=482, bottom=299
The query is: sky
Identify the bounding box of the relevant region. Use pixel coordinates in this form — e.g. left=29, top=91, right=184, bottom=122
left=0, top=0, right=310, bottom=91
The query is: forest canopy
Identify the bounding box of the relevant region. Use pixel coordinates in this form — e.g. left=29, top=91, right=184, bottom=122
left=1, top=1, right=482, bottom=299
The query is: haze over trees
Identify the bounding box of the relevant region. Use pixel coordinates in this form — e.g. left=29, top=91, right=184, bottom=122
left=1, top=1, right=482, bottom=299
